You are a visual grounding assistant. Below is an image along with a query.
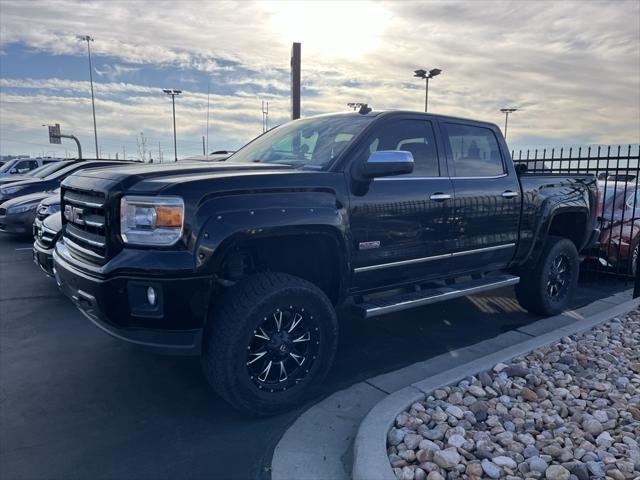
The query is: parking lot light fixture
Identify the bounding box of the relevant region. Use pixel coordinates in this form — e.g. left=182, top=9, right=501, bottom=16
left=163, top=89, right=182, bottom=162
left=500, top=108, right=518, bottom=140
left=414, top=68, right=442, bottom=112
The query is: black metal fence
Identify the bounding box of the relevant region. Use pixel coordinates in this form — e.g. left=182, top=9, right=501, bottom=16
left=511, top=145, right=639, bottom=281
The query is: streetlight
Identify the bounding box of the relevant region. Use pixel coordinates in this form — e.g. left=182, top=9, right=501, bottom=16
left=163, top=89, right=182, bottom=162
left=413, top=68, right=442, bottom=112
left=500, top=108, right=518, bottom=140
left=78, top=35, right=99, bottom=158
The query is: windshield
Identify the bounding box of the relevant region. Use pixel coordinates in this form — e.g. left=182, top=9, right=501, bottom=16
left=229, top=114, right=373, bottom=168
left=30, top=162, right=68, bottom=178
left=0, top=159, right=18, bottom=173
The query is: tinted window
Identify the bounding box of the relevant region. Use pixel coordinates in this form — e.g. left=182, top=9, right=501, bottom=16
left=366, top=120, right=439, bottom=177
left=444, top=124, right=504, bottom=177
left=15, top=160, right=38, bottom=173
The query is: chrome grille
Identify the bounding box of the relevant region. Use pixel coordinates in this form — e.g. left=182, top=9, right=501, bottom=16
left=62, top=187, right=108, bottom=264
left=38, top=224, right=58, bottom=249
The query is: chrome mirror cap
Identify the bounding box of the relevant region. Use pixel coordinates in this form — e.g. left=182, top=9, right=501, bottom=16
left=362, top=150, right=414, bottom=178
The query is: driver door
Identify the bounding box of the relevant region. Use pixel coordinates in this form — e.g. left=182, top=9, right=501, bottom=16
left=349, top=117, right=455, bottom=291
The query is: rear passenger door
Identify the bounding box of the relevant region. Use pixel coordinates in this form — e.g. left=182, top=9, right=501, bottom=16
left=349, top=116, right=455, bottom=291
left=441, top=122, right=521, bottom=274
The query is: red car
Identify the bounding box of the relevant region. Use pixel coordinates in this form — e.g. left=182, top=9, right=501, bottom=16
left=597, top=182, right=639, bottom=276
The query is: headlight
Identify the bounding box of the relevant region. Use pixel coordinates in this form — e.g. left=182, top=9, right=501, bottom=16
left=0, top=186, right=24, bottom=195
left=7, top=202, right=40, bottom=214
left=44, top=203, right=61, bottom=215
left=120, top=195, right=184, bottom=246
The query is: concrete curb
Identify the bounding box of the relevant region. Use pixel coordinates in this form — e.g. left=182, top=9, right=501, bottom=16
left=351, top=294, right=640, bottom=480
left=271, top=289, right=637, bottom=480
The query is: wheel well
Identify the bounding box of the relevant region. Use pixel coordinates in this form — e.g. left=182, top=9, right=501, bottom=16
left=218, top=234, right=343, bottom=304
left=548, top=211, right=587, bottom=250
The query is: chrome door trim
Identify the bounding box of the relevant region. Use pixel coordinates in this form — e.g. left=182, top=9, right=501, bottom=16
left=450, top=243, right=516, bottom=258
left=354, top=252, right=451, bottom=273
left=354, top=243, right=516, bottom=273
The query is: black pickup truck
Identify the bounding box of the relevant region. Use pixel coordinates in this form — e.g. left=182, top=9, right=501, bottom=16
left=53, top=111, right=599, bottom=415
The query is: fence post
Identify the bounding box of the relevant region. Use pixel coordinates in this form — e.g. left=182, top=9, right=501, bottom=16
left=634, top=252, right=639, bottom=298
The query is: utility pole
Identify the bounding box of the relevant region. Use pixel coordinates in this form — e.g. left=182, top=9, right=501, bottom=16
left=206, top=83, right=210, bottom=155
left=202, top=136, right=206, bottom=155
left=122, top=145, right=126, bottom=160
left=158, top=142, right=162, bottom=163
left=163, top=89, right=182, bottom=161
left=291, top=42, right=301, bottom=120
left=262, top=100, right=269, bottom=133
left=78, top=35, right=99, bottom=158
left=500, top=108, right=518, bottom=140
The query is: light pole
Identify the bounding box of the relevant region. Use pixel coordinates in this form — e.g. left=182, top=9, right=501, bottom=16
left=500, top=108, right=518, bottom=140
left=78, top=35, right=99, bottom=158
left=414, top=68, right=442, bottom=112
left=163, top=89, right=182, bottom=161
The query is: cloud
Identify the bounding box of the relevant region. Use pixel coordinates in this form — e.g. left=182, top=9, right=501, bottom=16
left=0, top=0, right=638, bottom=157
left=94, top=64, right=140, bottom=81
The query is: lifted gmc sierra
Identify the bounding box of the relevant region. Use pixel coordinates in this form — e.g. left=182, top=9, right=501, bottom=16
left=53, top=111, right=599, bottom=415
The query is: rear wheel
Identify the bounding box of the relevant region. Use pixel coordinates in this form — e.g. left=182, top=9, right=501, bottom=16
left=201, top=272, right=338, bottom=416
left=515, top=236, right=579, bottom=315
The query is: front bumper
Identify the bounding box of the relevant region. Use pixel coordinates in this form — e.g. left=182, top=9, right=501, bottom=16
left=53, top=242, right=211, bottom=355
left=33, top=240, right=55, bottom=276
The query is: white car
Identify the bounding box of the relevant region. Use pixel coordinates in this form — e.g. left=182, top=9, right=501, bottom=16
left=0, top=158, right=63, bottom=178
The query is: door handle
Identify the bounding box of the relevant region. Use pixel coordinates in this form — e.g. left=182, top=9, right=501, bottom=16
left=429, top=193, right=452, bottom=201
left=501, top=191, right=519, bottom=198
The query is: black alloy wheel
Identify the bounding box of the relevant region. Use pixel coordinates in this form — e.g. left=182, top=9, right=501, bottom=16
left=246, top=306, right=320, bottom=392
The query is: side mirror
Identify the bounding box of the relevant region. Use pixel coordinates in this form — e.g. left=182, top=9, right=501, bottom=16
left=361, top=150, right=414, bottom=179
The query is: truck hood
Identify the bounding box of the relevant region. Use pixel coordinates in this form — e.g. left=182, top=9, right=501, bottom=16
left=64, top=162, right=294, bottom=194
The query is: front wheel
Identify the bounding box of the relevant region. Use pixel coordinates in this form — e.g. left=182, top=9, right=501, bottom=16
left=201, top=272, right=338, bottom=416
left=515, top=235, right=579, bottom=316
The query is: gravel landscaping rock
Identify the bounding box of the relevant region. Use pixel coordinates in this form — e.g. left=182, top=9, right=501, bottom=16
left=387, top=309, right=640, bottom=479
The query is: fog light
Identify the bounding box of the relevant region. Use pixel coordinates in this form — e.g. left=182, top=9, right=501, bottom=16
left=147, top=286, right=156, bottom=306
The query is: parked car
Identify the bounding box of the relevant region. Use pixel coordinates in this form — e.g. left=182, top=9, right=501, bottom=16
left=0, top=157, right=62, bottom=178
left=0, top=160, right=135, bottom=205
left=0, top=189, right=58, bottom=236
left=597, top=182, right=639, bottom=276
left=0, top=160, right=79, bottom=186
left=33, top=208, right=62, bottom=277
left=53, top=110, right=599, bottom=415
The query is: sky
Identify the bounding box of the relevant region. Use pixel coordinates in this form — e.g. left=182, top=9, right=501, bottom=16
left=0, top=0, right=638, bottom=160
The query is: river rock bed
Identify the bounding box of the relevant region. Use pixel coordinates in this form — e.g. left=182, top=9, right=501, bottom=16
left=387, top=308, right=640, bottom=480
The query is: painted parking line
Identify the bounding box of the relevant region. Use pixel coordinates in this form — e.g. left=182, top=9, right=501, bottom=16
left=15, top=247, right=33, bottom=251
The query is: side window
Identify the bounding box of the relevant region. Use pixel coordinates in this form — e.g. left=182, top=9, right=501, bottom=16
left=443, top=123, right=505, bottom=177
left=627, top=191, right=639, bottom=209
left=16, top=160, right=37, bottom=173
left=367, top=120, right=439, bottom=177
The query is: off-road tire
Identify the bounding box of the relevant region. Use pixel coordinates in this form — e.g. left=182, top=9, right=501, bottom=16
left=515, top=235, right=579, bottom=316
left=201, top=272, right=338, bottom=416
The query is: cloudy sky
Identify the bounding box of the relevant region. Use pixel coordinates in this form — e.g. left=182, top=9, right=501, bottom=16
left=0, top=0, right=638, bottom=160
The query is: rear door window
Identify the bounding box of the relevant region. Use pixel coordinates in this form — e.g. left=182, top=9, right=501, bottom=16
left=443, top=123, right=505, bottom=177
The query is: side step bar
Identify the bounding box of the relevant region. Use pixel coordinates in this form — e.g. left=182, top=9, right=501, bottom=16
left=353, top=274, right=520, bottom=318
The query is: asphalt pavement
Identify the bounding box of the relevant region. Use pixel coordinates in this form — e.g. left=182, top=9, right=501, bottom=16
left=0, top=234, right=630, bottom=480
